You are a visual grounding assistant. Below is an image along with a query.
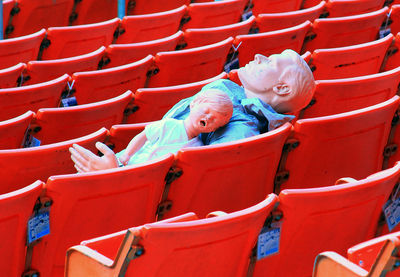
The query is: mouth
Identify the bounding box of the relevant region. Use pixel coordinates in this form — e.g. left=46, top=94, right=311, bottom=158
left=200, top=120, right=206, bottom=127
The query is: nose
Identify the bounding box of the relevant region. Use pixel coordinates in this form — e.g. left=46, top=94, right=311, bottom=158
left=254, top=54, right=267, bottom=64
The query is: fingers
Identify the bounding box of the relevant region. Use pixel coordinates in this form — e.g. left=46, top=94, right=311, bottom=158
left=71, top=143, right=98, bottom=160
left=95, top=142, right=115, bottom=158
left=70, top=149, right=90, bottom=173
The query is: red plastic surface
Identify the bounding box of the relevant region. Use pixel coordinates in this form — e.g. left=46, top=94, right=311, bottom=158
left=326, top=0, right=386, bottom=17
left=0, top=111, right=34, bottom=149
left=127, top=0, right=190, bottom=15
left=251, top=0, right=303, bottom=14
left=0, top=63, right=25, bottom=88
left=108, top=122, right=148, bottom=153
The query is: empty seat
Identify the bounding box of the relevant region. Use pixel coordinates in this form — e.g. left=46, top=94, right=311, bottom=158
left=276, top=96, right=399, bottom=191
left=127, top=72, right=227, bottom=123
left=163, top=123, right=291, bottom=219
left=183, top=15, right=255, bottom=48
left=41, top=18, right=120, bottom=60
left=108, top=122, right=148, bottom=153
left=64, top=194, right=278, bottom=276
left=326, top=0, right=386, bottom=17
left=5, top=0, right=74, bottom=38
left=0, top=128, right=108, bottom=194
left=390, top=5, right=400, bottom=36
left=253, top=163, right=400, bottom=277
left=24, top=46, right=105, bottom=85
left=234, top=21, right=311, bottom=67
left=0, top=111, right=34, bottom=149
left=255, top=1, right=326, bottom=32
left=314, top=230, right=400, bottom=276
left=116, top=6, right=186, bottom=43
left=70, top=55, right=153, bottom=104
left=0, top=63, right=25, bottom=88
left=0, top=180, right=44, bottom=277
left=105, top=31, right=182, bottom=68
left=30, top=154, right=175, bottom=277
left=251, top=0, right=303, bottom=15
left=309, top=33, right=393, bottom=80
left=127, top=0, right=190, bottom=15
left=2, top=0, right=14, bottom=35
left=70, top=0, right=120, bottom=25
left=0, top=74, right=68, bottom=121
left=383, top=32, right=400, bottom=71
left=181, top=0, right=247, bottom=30
left=301, top=65, right=400, bottom=118
left=303, top=7, right=389, bottom=52
left=31, top=90, right=132, bottom=145
left=0, top=28, right=45, bottom=70
left=147, top=37, right=232, bottom=87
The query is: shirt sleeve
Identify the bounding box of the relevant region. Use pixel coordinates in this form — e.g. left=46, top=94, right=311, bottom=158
left=144, top=120, right=165, bottom=143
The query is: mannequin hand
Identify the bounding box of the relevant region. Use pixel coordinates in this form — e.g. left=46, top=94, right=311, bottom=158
left=69, top=142, right=119, bottom=173
left=118, top=152, right=131, bottom=166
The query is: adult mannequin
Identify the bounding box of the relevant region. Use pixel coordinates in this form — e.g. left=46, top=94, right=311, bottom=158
left=69, top=49, right=315, bottom=172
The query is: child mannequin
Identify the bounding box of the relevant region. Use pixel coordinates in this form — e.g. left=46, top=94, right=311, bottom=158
left=71, top=89, right=233, bottom=171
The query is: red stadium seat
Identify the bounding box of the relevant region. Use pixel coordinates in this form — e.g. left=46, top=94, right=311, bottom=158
left=24, top=46, right=105, bottom=85
left=0, top=74, right=68, bottom=121
left=0, top=28, right=45, bottom=70
left=254, top=163, right=400, bottom=277
left=70, top=0, right=121, bottom=25
left=390, top=5, right=400, bottom=36
left=0, top=63, right=25, bottom=88
left=70, top=55, right=153, bottom=104
left=31, top=90, right=132, bottom=145
left=255, top=1, right=326, bottom=32
left=41, top=18, right=120, bottom=60
left=277, top=96, right=399, bottom=191
left=104, top=31, right=182, bottom=68
left=304, top=7, right=389, bottom=52
left=147, top=37, right=232, bottom=87
left=0, top=111, right=34, bottom=149
left=108, top=122, right=148, bottom=153
left=163, top=123, right=291, bottom=219
left=234, top=21, right=311, bottom=67
left=116, top=6, right=186, bottom=43
left=384, top=32, right=400, bottom=71
left=127, top=0, right=190, bottom=15
left=0, top=180, right=43, bottom=277
left=251, top=0, right=303, bottom=15
left=301, top=65, right=400, bottom=118
left=183, top=15, right=255, bottom=48
left=30, top=154, right=175, bottom=277
left=2, top=0, right=15, bottom=36
left=127, top=72, right=228, bottom=123
left=5, top=0, right=74, bottom=38
left=0, top=128, right=108, bottom=194
left=326, top=0, right=386, bottom=17
left=181, top=0, right=247, bottom=30
left=309, top=33, right=393, bottom=80
left=64, top=195, right=278, bottom=276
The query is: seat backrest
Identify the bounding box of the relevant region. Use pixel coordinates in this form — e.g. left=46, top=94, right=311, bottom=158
left=183, top=15, right=255, bottom=48
left=255, top=1, right=326, bottom=32
left=383, top=32, right=400, bottom=71
left=182, top=0, right=247, bottom=30
left=310, top=33, right=393, bottom=80
left=32, top=90, right=132, bottom=145
left=6, top=0, right=74, bottom=38
left=0, top=111, right=34, bottom=149
left=163, top=123, right=292, bottom=219
left=0, top=74, right=68, bottom=121
left=326, top=0, right=386, bottom=17
left=147, top=37, right=232, bottom=87
left=253, top=163, right=400, bottom=277
left=390, top=5, right=400, bottom=36
left=0, top=63, right=25, bottom=88
left=2, top=0, right=14, bottom=35
left=304, top=7, right=389, bottom=52
left=31, top=154, right=175, bottom=277
left=65, top=194, right=278, bottom=277
left=0, top=28, right=45, bottom=70
left=127, top=72, right=228, bottom=124
left=24, top=46, right=105, bottom=85
left=71, top=55, right=153, bottom=105
left=278, top=96, right=399, bottom=191
left=235, top=21, right=311, bottom=67
left=251, top=0, right=303, bottom=14
left=0, top=128, right=108, bottom=195
left=0, top=180, right=44, bottom=277
left=41, top=18, right=120, bottom=60
left=71, top=0, right=120, bottom=25
left=116, top=6, right=186, bottom=43
left=301, top=65, right=400, bottom=118
left=127, top=0, right=190, bottom=15
left=108, top=123, right=148, bottom=153
left=105, top=31, right=182, bottom=68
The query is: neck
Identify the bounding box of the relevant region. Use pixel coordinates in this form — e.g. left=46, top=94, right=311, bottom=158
left=183, top=118, right=200, bottom=140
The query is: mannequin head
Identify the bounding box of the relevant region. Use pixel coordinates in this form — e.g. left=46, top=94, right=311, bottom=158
left=185, top=89, right=233, bottom=137
left=238, top=49, right=315, bottom=113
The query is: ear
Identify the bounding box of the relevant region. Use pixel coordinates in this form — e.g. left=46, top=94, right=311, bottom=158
left=273, top=83, right=291, bottom=95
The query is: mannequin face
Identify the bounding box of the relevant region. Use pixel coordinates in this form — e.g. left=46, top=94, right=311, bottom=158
left=188, top=101, right=227, bottom=133
left=238, top=53, right=295, bottom=105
